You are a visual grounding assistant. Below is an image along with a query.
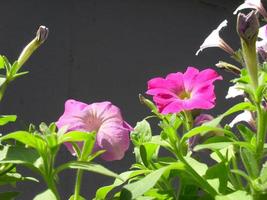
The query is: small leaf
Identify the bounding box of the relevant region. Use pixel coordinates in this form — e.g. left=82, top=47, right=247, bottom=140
left=120, top=162, right=185, bottom=200
left=140, top=143, right=159, bottom=167
left=120, top=167, right=168, bottom=200
left=0, top=145, right=40, bottom=172
left=0, top=55, right=5, bottom=69
left=260, top=161, right=267, bottom=183
left=33, top=189, right=57, bottom=200
left=131, top=119, right=152, bottom=146
left=2, top=56, right=11, bottom=72
left=58, top=131, right=93, bottom=144
left=55, top=161, right=120, bottom=179
left=0, top=115, right=17, bottom=126
left=1, top=131, right=46, bottom=151
left=240, top=148, right=259, bottom=179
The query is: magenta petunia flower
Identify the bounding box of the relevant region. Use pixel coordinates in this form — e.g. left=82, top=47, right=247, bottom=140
left=56, top=99, right=132, bottom=161
left=146, top=67, right=222, bottom=114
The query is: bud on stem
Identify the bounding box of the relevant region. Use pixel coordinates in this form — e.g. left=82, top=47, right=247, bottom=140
left=237, top=11, right=259, bottom=89
left=17, top=25, right=49, bottom=70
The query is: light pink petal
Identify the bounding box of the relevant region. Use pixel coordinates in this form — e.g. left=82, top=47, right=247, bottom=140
left=89, top=102, right=123, bottom=122
left=63, top=99, right=88, bottom=114
left=97, top=121, right=130, bottom=161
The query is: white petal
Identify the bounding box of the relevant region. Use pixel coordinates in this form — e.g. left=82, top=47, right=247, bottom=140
left=229, top=110, right=253, bottom=127
left=226, top=85, right=244, bottom=99
left=196, top=20, right=228, bottom=55
left=258, top=25, right=267, bottom=40
left=233, top=0, right=262, bottom=14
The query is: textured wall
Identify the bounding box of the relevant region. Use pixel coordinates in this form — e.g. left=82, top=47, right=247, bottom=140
left=0, top=0, right=242, bottom=199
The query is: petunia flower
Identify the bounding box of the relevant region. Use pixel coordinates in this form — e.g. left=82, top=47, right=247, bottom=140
left=233, top=0, right=267, bottom=19
left=196, top=20, right=234, bottom=56
left=56, top=99, right=132, bottom=161
left=146, top=67, right=222, bottom=114
left=226, top=85, right=244, bottom=99
left=229, top=110, right=255, bottom=129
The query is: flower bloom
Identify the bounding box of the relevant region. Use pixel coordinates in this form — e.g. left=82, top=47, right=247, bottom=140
left=196, top=20, right=234, bottom=56
left=56, top=99, right=132, bottom=161
left=146, top=67, right=222, bottom=114
left=233, top=0, right=267, bottom=19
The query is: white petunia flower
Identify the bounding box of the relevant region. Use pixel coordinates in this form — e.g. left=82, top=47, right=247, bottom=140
left=196, top=20, right=234, bottom=56
left=234, top=0, right=267, bottom=19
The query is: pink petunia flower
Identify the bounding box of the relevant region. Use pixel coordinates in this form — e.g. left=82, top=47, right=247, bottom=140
left=146, top=67, right=222, bottom=114
left=233, top=0, right=267, bottom=19
left=56, top=99, right=132, bottom=161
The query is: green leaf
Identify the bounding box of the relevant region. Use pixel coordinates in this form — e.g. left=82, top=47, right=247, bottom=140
left=69, top=194, right=86, bottom=200
left=58, top=131, right=93, bottom=144
left=55, top=161, right=120, bottom=179
left=0, top=172, right=38, bottom=186
left=185, top=157, right=208, bottom=176
left=194, top=142, right=233, bottom=152
left=205, top=163, right=228, bottom=193
left=120, top=167, right=168, bottom=200
left=260, top=161, right=267, bottom=183
left=0, top=115, right=17, bottom=126
left=1, top=131, right=46, bottom=151
left=10, top=61, right=20, bottom=76
left=0, top=191, right=20, bottom=200
left=237, top=124, right=254, bottom=142
left=215, top=190, right=252, bottom=200
left=120, top=162, right=185, bottom=200
left=2, top=56, right=11, bottom=72
left=240, top=148, right=259, bottom=179
left=140, top=143, right=159, bottom=167
left=204, top=102, right=255, bottom=128
left=0, top=76, right=6, bottom=88
left=0, top=55, right=5, bottom=69
left=181, top=126, right=236, bottom=144
left=0, top=145, right=40, bottom=171
left=94, top=170, right=148, bottom=200
left=33, top=189, right=57, bottom=200
left=131, top=119, right=152, bottom=146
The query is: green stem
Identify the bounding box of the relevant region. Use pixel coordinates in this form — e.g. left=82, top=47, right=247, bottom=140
left=47, top=178, right=60, bottom=200
left=256, top=103, right=265, bottom=164
left=0, top=81, right=8, bottom=102
left=74, top=169, right=83, bottom=200
left=231, top=156, right=243, bottom=189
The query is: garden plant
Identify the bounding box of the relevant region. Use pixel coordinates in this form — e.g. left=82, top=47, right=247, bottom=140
left=1, top=0, right=267, bottom=199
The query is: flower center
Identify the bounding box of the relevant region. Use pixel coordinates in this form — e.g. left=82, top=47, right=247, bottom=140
left=178, top=90, right=191, bottom=100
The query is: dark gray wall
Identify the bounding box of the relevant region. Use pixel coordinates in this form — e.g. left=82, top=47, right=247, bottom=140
left=0, top=0, right=242, bottom=199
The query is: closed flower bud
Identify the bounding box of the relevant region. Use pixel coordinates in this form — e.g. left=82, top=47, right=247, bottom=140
left=237, top=11, right=259, bottom=44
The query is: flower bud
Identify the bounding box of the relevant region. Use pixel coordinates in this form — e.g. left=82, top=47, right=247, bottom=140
left=237, top=11, right=259, bottom=89
left=237, top=11, right=259, bottom=44
left=17, top=25, right=49, bottom=70
left=139, top=94, right=157, bottom=112
left=36, top=25, right=49, bottom=44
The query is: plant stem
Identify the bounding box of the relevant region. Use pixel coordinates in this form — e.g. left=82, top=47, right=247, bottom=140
left=256, top=103, right=265, bottom=165
left=74, top=169, right=83, bottom=200
left=47, top=178, right=60, bottom=200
